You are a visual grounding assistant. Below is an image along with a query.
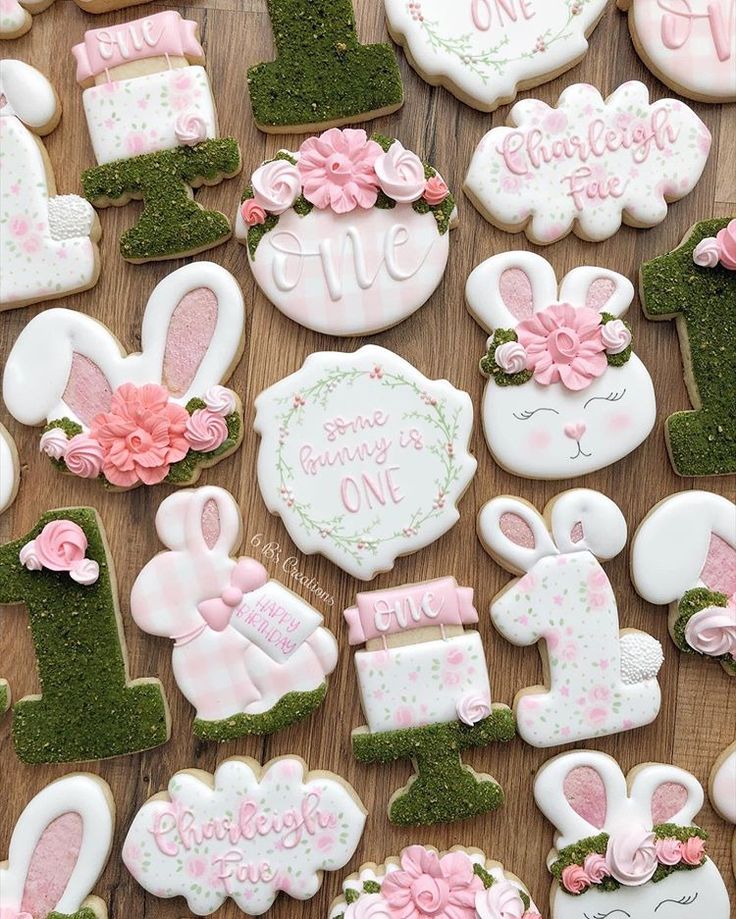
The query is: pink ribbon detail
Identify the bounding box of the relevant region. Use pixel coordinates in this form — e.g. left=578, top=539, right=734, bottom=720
left=197, top=558, right=268, bottom=632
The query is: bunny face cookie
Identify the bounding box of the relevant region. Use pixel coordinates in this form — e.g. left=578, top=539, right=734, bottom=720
left=0, top=61, right=100, bottom=311
left=479, top=489, right=664, bottom=748
left=2, top=262, right=245, bottom=491
left=535, top=750, right=731, bottom=918
left=131, top=486, right=338, bottom=740
left=467, top=252, right=656, bottom=479
left=1, top=774, right=114, bottom=919
left=709, top=742, right=736, bottom=878
left=0, top=424, right=19, bottom=516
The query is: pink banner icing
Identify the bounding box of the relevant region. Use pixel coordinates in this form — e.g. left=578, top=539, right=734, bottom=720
left=72, top=12, right=204, bottom=83
left=344, top=577, right=477, bottom=645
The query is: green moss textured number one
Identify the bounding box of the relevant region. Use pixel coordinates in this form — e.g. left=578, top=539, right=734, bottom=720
left=0, top=509, right=169, bottom=764
left=247, top=0, right=404, bottom=132
left=641, top=218, right=736, bottom=477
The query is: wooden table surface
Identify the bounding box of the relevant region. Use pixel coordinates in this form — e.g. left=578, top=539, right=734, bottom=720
left=1, top=1, right=735, bottom=916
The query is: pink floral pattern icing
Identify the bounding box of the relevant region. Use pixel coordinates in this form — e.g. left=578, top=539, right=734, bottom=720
left=297, top=128, right=382, bottom=213
left=19, top=519, right=99, bottom=585
left=380, top=845, right=484, bottom=918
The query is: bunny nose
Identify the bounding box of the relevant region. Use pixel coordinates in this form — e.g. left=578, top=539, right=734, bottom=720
left=222, top=586, right=243, bottom=607
left=564, top=422, right=586, bottom=441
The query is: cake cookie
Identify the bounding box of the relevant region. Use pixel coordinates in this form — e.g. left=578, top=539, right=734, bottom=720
left=3, top=262, right=245, bottom=491
left=479, top=489, right=664, bottom=747
left=0, top=424, right=20, bottom=516
left=123, top=756, right=366, bottom=916
left=131, top=486, right=338, bottom=741
left=346, top=577, right=516, bottom=826
left=1, top=60, right=100, bottom=311
left=73, top=12, right=241, bottom=262
left=466, top=251, right=656, bottom=479
left=329, top=845, right=540, bottom=918
left=254, top=345, right=477, bottom=580
left=247, top=0, right=403, bottom=132
left=464, top=81, right=711, bottom=244
left=535, top=750, right=731, bottom=917
left=236, top=129, right=457, bottom=336
left=709, top=742, right=736, bottom=878
left=640, top=218, right=736, bottom=476
left=386, top=0, right=608, bottom=112
left=632, top=491, right=736, bottom=675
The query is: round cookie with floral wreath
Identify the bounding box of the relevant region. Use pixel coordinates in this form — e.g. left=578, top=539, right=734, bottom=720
left=236, top=128, right=457, bottom=337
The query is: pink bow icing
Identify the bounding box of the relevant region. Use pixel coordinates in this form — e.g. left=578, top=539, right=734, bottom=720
left=197, top=557, right=268, bottom=631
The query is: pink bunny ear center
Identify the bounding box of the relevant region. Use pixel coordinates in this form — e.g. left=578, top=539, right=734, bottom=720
left=162, top=287, right=218, bottom=397
left=651, top=782, right=689, bottom=824
left=585, top=277, right=616, bottom=312
left=62, top=353, right=113, bottom=426
left=20, top=813, right=83, bottom=917
left=499, top=267, right=534, bottom=321
left=570, top=521, right=584, bottom=544
left=201, top=498, right=220, bottom=549
left=700, top=533, right=736, bottom=597
left=563, top=766, right=607, bottom=829
left=500, top=512, right=535, bottom=549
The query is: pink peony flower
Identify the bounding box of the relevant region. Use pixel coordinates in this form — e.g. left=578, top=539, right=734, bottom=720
left=423, top=175, right=449, bottom=206
left=241, top=199, right=266, bottom=226
left=561, top=865, right=590, bottom=894
left=516, top=304, right=607, bottom=391
left=297, top=128, right=382, bottom=213
left=606, top=826, right=658, bottom=886
left=381, top=846, right=483, bottom=919
left=655, top=838, right=682, bottom=866
left=90, top=383, right=189, bottom=488
left=680, top=837, right=705, bottom=865
left=64, top=433, right=104, bottom=479
left=184, top=408, right=228, bottom=453
left=582, top=853, right=610, bottom=883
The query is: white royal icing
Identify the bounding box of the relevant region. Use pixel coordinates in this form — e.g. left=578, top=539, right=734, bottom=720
left=0, top=424, right=19, bottom=516
left=710, top=742, right=736, bottom=879
left=0, top=0, right=53, bottom=39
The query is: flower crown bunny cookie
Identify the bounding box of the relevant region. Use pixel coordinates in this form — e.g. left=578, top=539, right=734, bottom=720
left=236, top=128, right=456, bottom=336
left=0, top=424, right=20, bottom=516
left=479, top=489, right=664, bottom=747
left=2, top=262, right=245, bottom=491
left=131, top=486, right=338, bottom=741
left=73, top=12, right=241, bottom=263
left=1, top=774, right=115, bottom=919
left=710, top=742, right=736, bottom=878
left=535, top=750, right=731, bottom=918
left=1, top=61, right=100, bottom=311
left=632, top=491, right=736, bottom=675
left=467, top=252, right=656, bottom=479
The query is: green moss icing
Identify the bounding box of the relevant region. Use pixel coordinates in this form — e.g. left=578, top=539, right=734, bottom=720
left=363, top=880, right=381, bottom=894
left=0, top=681, right=8, bottom=714
left=674, top=587, right=736, bottom=673
left=641, top=217, right=736, bottom=476
left=83, top=139, right=241, bottom=261
left=193, top=683, right=328, bottom=740
left=353, top=706, right=516, bottom=826
left=48, top=910, right=99, bottom=919
left=480, top=328, right=533, bottom=386
left=247, top=0, right=403, bottom=129
left=0, top=508, right=169, bottom=764
left=600, top=311, right=633, bottom=367
left=473, top=862, right=495, bottom=888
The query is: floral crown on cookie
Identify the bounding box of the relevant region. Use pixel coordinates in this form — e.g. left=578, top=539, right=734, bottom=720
left=240, top=127, right=455, bottom=257
left=692, top=218, right=736, bottom=271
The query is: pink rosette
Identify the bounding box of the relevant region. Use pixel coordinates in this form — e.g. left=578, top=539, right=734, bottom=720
left=174, top=112, right=208, bottom=146
left=343, top=893, right=392, bottom=918
left=19, top=541, right=42, bottom=571
left=456, top=693, right=492, bottom=726
left=423, top=175, right=449, bottom=206
left=716, top=219, right=736, bottom=270
left=33, top=520, right=88, bottom=571
left=680, top=837, right=705, bottom=866
left=474, top=879, right=525, bottom=918
left=297, top=128, right=382, bottom=214
left=561, top=865, right=590, bottom=894
left=684, top=601, right=736, bottom=658
left=494, top=341, right=527, bottom=374
left=605, top=826, right=658, bottom=886
left=203, top=385, right=237, bottom=416
left=381, top=846, right=483, bottom=919
left=39, top=428, right=68, bottom=460
left=600, top=319, right=631, bottom=355
left=185, top=409, right=228, bottom=453
left=582, top=853, right=610, bottom=883
left=69, top=557, right=100, bottom=586
left=655, top=838, right=682, bottom=866
left=374, top=140, right=426, bottom=204
left=693, top=237, right=721, bottom=269
left=241, top=199, right=267, bottom=227
left=64, top=433, right=104, bottom=479
left=251, top=159, right=301, bottom=215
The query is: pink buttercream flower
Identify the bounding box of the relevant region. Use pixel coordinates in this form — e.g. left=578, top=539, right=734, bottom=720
left=297, top=128, right=382, bottom=213
left=582, top=852, right=610, bottom=883
left=64, top=433, right=104, bottom=479
left=716, top=218, right=736, bottom=270
left=184, top=408, right=228, bottom=453
left=241, top=198, right=266, bottom=226
left=381, top=846, right=483, bottom=918
left=90, top=383, right=189, bottom=488
left=561, top=864, right=590, bottom=894
left=606, top=826, right=658, bottom=886
left=680, top=836, right=705, bottom=865
left=516, top=304, right=607, bottom=391
left=33, top=520, right=88, bottom=571
left=475, top=878, right=525, bottom=918
left=655, top=838, right=682, bottom=866
left=423, top=175, right=449, bottom=206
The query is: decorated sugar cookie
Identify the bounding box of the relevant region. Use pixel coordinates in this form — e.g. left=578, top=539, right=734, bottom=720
left=346, top=577, right=516, bottom=826
left=73, top=12, right=241, bottom=263
left=618, top=0, right=736, bottom=103
left=131, top=486, right=338, bottom=741
left=640, top=218, right=736, bottom=476
left=535, top=750, right=731, bottom=918
left=0, top=0, right=53, bottom=40
left=0, top=60, right=100, bottom=311
left=236, top=129, right=457, bottom=336
left=466, top=252, right=656, bottom=479
left=1, top=774, right=115, bottom=919
left=709, top=742, right=736, bottom=878
left=0, top=507, right=169, bottom=763
left=247, top=0, right=403, bottom=132
left=479, top=489, right=664, bottom=748
left=2, top=262, right=244, bottom=491
left=0, top=424, right=20, bottom=516
left=632, top=491, right=736, bottom=675
left=123, top=755, right=366, bottom=915
left=254, top=345, right=477, bottom=580
left=385, top=0, right=608, bottom=112
left=329, top=845, right=541, bottom=918
left=464, top=81, right=711, bottom=244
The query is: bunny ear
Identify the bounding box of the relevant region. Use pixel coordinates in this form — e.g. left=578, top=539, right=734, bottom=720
left=629, top=765, right=704, bottom=828
left=478, top=496, right=557, bottom=573
left=710, top=743, right=736, bottom=826
left=548, top=489, right=627, bottom=560
left=62, top=353, right=114, bottom=426
left=0, top=60, right=59, bottom=135
left=558, top=267, right=634, bottom=318
left=466, top=252, right=558, bottom=332
left=143, top=263, right=245, bottom=402
left=155, top=486, right=242, bottom=555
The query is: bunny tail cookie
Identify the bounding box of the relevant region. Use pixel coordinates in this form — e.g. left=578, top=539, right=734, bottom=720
left=0, top=61, right=101, bottom=311
left=73, top=12, right=241, bottom=263
left=535, top=750, right=731, bottom=917
left=709, top=742, right=736, bottom=879
left=254, top=346, right=477, bottom=580
left=2, top=262, right=245, bottom=491
left=329, top=845, right=541, bottom=918
left=236, top=129, right=457, bottom=336
left=640, top=217, right=736, bottom=476
left=0, top=0, right=54, bottom=40
left=345, top=577, right=516, bottom=826
left=467, top=252, right=656, bottom=479
left=123, top=756, right=367, bottom=916
left=479, top=489, right=664, bottom=748
left=131, top=486, right=338, bottom=741
left=0, top=507, right=170, bottom=763
left=1, top=774, right=115, bottom=919
left=632, top=491, right=736, bottom=675
left=0, top=424, right=20, bottom=516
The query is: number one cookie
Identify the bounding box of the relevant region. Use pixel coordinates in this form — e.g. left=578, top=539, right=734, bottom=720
left=247, top=0, right=404, bottom=132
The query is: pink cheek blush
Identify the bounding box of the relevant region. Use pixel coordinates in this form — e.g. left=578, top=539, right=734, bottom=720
left=609, top=412, right=632, bottom=432
left=529, top=430, right=552, bottom=450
